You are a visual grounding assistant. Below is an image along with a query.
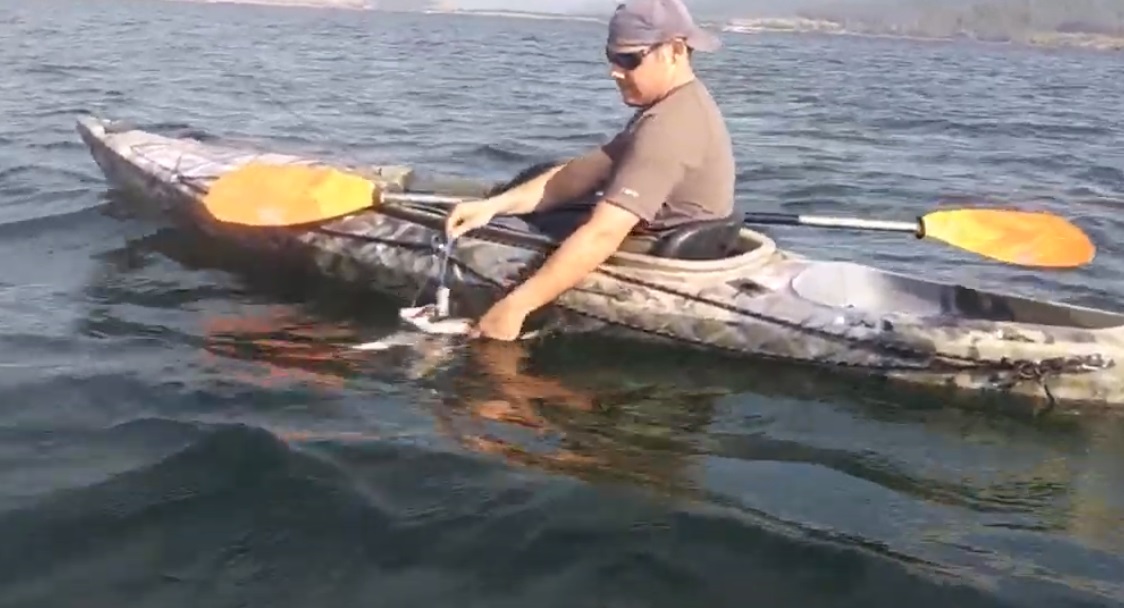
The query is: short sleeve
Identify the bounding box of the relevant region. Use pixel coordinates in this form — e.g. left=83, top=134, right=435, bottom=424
left=563, top=142, right=615, bottom=186
left=600, top=112, right=695, bottom=223
left=601, top=118, right=634, bottom=162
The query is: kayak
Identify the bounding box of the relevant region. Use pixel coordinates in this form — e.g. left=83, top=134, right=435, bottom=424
left=76, top=115, right=1124, bottom=411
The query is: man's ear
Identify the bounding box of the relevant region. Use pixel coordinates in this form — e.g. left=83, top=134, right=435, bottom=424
left=671, top=39, right=691, bottom=62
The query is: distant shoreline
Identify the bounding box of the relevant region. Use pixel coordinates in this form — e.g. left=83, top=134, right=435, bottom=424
left=170, top=0, right=372, bottom=9
left=420, top=9, right=604, bottom=23
left=722, top=18, right=1124, bottom=52
left=165, top=1, right=606, bottom=20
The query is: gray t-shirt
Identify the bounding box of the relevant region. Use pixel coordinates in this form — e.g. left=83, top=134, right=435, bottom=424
left=568, top=78, right=735, bottom=234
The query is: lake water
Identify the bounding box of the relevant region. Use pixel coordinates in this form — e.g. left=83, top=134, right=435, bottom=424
left=2, top=0, right=1124, bottom=606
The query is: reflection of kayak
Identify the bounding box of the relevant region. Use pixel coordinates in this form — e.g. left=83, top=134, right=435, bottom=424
left=76, top=115, right=1124, bottom=410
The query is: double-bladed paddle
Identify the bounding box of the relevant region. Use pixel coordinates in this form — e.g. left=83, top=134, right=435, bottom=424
left=201, top=162, right=1096, bottom=269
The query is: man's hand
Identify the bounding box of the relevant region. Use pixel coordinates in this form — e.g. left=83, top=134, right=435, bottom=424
left=469, top=295, right=531, bottom=341
left=470, top=201, right=640, bottom=341
left=445, top=199, right=504, bottom=240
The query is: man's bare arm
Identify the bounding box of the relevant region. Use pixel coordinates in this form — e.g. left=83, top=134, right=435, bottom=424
left=497, top=112, right=694, bottom=315
left=502, top=200, right=640, bottom=315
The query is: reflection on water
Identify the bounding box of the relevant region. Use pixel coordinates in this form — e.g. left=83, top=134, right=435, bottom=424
left=430, top=340, right=718, bottom=497
left=196, top=293, right=1124, bottom=538
left=201, top=310, right=358, bottom=391
left=169, top=263, right=1124, bottom=603
left=196, top=297, right=716, bottom=498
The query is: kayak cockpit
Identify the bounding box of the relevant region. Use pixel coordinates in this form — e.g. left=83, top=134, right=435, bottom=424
left=392, top=167, right=764, bottom=264
left=642, top=216, right=745, bottom=260
left=791, top=261, right=1124, bottom=329
left=428, top=160, right=752, bottom=262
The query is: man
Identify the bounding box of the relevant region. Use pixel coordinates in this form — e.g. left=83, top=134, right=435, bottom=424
left=445, top=0, right=736, bottom=341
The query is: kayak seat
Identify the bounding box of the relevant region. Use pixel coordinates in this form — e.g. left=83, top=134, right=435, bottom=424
left=646, top=216, right=744, bottom=261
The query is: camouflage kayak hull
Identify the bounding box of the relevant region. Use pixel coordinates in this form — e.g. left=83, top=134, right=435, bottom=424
left=76, top=116, right=1124, bottom=411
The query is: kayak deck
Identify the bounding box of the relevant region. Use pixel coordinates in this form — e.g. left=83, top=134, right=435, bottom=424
left=75, top=115, right=1124, bottom=412
left=793, top=261, right=1124, bottom=329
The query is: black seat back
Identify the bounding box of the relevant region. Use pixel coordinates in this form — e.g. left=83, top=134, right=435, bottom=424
left=646, top=216, right=743, bottom=260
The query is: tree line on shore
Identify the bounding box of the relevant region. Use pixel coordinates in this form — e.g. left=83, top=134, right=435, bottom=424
left=705, top=0, right=1124, bottom=41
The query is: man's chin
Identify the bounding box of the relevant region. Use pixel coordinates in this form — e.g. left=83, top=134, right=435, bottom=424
left=619, top=93, right=643, bottom=107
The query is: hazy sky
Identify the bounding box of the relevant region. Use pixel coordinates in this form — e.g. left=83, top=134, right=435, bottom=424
left=446, top=0, right=901, bottom=16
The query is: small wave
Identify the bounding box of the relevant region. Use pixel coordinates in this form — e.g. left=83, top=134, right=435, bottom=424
left=17, top=63, right=90, bottom=78
left=0, top=204, right=113, bottom=236
left=26, top=139, right=85, bottom=152
left=19, top=106, right=105, bottom=120
left=780, top=182, right=868, bottom=201
left=1076, top=165, right=1124, bottom=190
left=0, top=160, right=101, bottom=187
left=467, top=143, right=541, bottom=164
left=868, top=116, right=959, bottom=132
left=948, top=119, right=1106, bottom=140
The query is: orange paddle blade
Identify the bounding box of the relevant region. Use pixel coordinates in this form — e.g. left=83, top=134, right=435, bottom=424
left=920, top=208, right=1095, bottom=268
left=201, top=163, right=376, bottom=226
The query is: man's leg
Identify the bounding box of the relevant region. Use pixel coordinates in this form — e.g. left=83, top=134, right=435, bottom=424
left=488, top=205, right=592, bottom=241
left=488, top=205, right=657, bottom=254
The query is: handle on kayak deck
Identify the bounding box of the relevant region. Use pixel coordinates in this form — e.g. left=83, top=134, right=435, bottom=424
left=742, top=211, right=922, bottom=235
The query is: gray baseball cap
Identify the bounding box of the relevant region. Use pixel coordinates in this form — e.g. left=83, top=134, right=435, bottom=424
left=606, top=0, right=722, bottom=53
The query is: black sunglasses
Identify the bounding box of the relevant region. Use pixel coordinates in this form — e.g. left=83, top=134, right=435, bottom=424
left=605, top=44, right=660, bottom=70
